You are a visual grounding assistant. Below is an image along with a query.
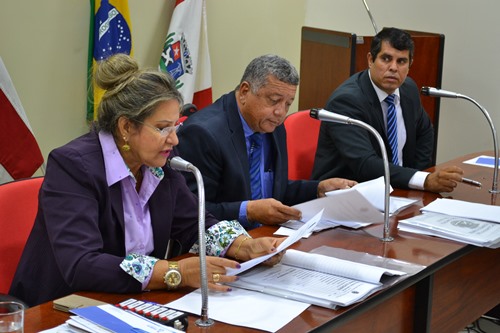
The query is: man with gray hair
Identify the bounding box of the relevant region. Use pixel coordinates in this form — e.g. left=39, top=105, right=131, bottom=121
left=176, top=54, right=355, bottom=230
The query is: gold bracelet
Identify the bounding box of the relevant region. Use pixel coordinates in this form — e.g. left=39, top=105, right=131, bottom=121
left=234, top=236, right=251, bottom=261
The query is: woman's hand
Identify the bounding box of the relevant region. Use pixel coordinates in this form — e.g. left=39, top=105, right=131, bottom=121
left=178, top=256, right=240, bottom=292
left=149, top=237, right=286, bottom=292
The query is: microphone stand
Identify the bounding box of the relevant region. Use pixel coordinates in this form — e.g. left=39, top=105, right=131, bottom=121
left=168, top=157, right=214, bottom=327
left=421, top=87, right=499, bottom=194
left=362, top=0, right=379, bottom=34
left=310, top=109, right=393, bottom=241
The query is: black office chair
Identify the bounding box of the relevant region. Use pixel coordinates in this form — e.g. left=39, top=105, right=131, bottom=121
left=181, top=103, right=198, bottom=118
left=178, top=103, right=198, bottom=124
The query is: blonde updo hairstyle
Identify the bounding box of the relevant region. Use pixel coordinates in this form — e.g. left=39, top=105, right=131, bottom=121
left=94, top=53, right=183, bottom=135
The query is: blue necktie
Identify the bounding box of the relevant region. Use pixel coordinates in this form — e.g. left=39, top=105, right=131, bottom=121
left=385, top=94, right=399, bottom=165
left=249, top=133, right=263, bottom=200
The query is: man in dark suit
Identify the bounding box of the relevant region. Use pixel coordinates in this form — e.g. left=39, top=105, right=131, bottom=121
left=176, top=54, right=356, bottom=229
left=312, top=27, right=463, bottom=193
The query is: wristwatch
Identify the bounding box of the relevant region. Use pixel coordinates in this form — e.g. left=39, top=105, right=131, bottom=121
left=163, top=261, right=182, bottom=290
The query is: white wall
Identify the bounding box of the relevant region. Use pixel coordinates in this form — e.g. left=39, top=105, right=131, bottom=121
left=0, top=0, right=173, bottom=166
left=0, top=0, right=497, bottom=169
left=0, top=0, right=305, bottom=169
left=206, top=0, right=305, bottom=101
left=304, top=0, right=500, bottom=163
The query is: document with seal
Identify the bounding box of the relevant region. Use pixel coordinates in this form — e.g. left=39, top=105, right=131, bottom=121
left=399, top=212, right=500, bottom=248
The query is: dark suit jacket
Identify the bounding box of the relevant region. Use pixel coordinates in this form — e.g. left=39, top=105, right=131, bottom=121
left=176, top=91, right=319, bottom=222
left=9, top=130, right=217, bottom=306
left=311, top=70, right=434, bottom=189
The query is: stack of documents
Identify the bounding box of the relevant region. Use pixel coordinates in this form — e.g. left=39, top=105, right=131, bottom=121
left=226, top=211, right=407, bottom=310
left=67, top=304, right=183, bottom=333
left=398, top=198, right=500, bottom=248
left=226, top=248, right=407, bottom=309
left=41, top=303, right=184, bottom=333
left=280, top=177, right=419, bottom=233
left=166, top=212, right=418, bottom=332
left=167, top=212, right=325, bottom=332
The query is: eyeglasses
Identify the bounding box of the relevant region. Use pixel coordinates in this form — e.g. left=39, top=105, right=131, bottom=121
left=137, top=121, right=183, bottom=137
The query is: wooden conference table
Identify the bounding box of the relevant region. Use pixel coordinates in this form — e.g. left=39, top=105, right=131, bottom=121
left=24, top=152, right=500, bottom=333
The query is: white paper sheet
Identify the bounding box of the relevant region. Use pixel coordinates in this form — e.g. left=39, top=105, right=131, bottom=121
left=166, top=288, right=310, bottom=332
left=298, top=188, right=383, bottom=224
left=227, top=249, right=406, bottom=308
left=399, top=212, right=500, bottom=248
left=283, top=177, right=419, bottom=233
left=421, top=198, right=500, bottom=224
left=273, top=225, right=313, bottom=238
left=226, top=209, right=323, bottom=276
left=344, top=176, right=420, bottom=215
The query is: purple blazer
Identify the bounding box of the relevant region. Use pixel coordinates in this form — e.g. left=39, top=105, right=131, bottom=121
left=10, top=130, right=217, bottom=306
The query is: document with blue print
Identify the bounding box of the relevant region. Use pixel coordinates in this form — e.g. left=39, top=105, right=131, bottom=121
left=463, top=155, right=500, bottom=168
left=68, top=304, right=182, bottom=333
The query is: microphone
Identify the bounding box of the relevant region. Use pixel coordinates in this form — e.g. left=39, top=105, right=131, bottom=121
left=167, top=156, right=214, bottom=327
left=181, top=103, right=198, bottom=118
left=421, top=87, right=499, bottom=195
left=310, top=108, right=352, bottom=124
left=421, top=86, right=460, bottom=99
left=310, top=108, right=393, bottom=242
left=167, top=156, right=195, bottom=172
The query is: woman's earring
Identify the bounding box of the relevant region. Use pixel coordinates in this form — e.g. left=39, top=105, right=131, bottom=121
left=121, top=137, right=131, bottom=152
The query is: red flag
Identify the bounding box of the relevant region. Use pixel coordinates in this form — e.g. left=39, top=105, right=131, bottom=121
left=0, top=58, right=43, bottom=181
left=159, top=0, right=212, bottom=109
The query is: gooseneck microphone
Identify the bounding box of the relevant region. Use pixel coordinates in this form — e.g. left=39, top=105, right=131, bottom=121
left=168, top=156, right=214, bottom=327
left=310, top=109, right=393, bottom=242
left=421, top=87, right=460, bottom=99
left=362, top=0, right=379, bottom=34
left=421, top=87, right=499, bottom=195
left=167, top=155, right=195, bottom=172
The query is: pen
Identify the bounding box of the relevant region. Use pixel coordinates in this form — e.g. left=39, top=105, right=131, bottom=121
left=461, top=177, right=482, bottom=188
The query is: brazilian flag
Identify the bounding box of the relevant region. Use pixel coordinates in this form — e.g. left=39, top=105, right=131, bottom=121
left=87, top=0, right=133, bottom=122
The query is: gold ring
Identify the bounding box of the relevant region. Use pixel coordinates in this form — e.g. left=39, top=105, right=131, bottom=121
left=212, top=273, right=221, bottom=283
